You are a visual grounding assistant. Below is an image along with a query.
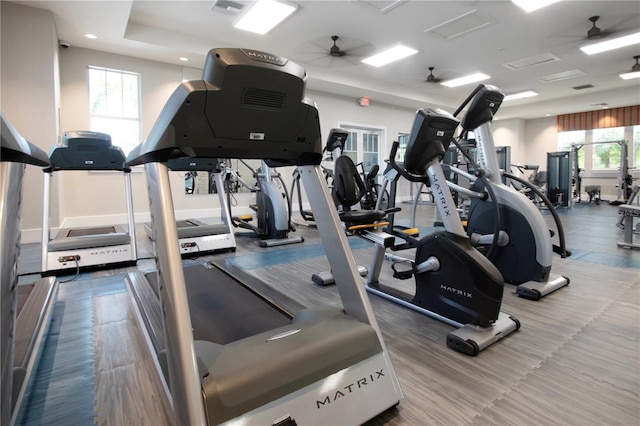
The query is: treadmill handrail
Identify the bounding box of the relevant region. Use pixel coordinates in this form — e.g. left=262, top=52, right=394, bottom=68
left=1, top=113, right=49, bottom=166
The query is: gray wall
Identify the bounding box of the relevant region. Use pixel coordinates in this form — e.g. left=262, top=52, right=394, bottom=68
left=1, top=1, right=60, bottom=243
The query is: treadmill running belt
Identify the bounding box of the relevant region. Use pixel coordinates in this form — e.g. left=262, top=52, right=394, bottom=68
left=67, top=226, right=117, bottom=237
left=145, top=265, right=292, bottom=345
left=176, top=220, right=198, bottom=228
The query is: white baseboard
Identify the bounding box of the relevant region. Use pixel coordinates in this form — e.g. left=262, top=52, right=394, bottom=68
left=21, top=229, right=45, bottom=244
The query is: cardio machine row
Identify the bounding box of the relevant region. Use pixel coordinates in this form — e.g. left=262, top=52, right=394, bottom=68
left=320, top=84, right=571, bottom=356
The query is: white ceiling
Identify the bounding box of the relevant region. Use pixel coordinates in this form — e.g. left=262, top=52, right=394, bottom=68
left=14, top=0, right=640, bottom=120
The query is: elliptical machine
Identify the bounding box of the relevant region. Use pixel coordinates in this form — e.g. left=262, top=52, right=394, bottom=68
left=364, top=107, right=520, bottom=356
left=226, top=159, right=303, bottom=247
left=450, top=84, right=570, bottom=300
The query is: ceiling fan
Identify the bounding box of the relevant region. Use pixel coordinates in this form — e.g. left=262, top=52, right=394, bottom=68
left=425, top=67, right=442, bottom=83
left=329, top=35, right=346, bottom=57
left=293, top=35, right=375, bottom=68
left=541, top=13, right=636, bottom=53
left=586, top=16, right=610, bottom=39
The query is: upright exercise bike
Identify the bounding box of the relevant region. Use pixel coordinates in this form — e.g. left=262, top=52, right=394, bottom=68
left=450, top=84, right=570, bottom=300
left=364, top=107, right=520, bottom=356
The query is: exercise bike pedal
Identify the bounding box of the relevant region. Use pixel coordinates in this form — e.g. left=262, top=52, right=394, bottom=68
left=391, top=261, right=415, bottom=280
left=236, top=214, right=253, bottom=222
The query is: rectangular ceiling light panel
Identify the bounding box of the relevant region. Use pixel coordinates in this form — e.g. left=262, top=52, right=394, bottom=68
left=580, top=32, right=640, bottom=55
left=503, top=90, right=538, bottom=101
left=512, top=0, right=560, bottom=13
left=440, top=72, right=490, bottom=88
left=620, top=71, right=640, bottom=80
left=234, top=0, right=297, bottom=35
left=538, top=69, right=586, bottom=83
left=425, top=9, right=495, bottom=40
left=361, top=44, right=418, bottom=67
left=503, top=53, right=561, bottom=70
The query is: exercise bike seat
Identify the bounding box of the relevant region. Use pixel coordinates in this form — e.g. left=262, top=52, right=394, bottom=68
left=339, top=209, right=387, bottom=226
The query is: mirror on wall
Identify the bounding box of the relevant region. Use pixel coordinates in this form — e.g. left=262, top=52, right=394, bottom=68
left=184, top=159, right=261, bottom=195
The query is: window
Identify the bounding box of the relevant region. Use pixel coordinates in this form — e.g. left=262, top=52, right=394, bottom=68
left=396, top=133, right=409, bottom=162
left=338, top=125, right=384, bottom=178
left=362, top=132, right=379, bottom=173
left=343, top=131, right=358, bottom=165
left=634, top=126, right=640, bottom=168
left=592, top=127, right=624, bottom=170
left=558, top=130, right=585, bottom=169
left=88, top=66, right=141, bottom=155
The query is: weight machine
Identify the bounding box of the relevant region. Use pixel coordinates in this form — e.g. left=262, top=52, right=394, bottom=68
left=570, top=140, right=632, bottom=205
left=546, top=151, right=573, bottom=208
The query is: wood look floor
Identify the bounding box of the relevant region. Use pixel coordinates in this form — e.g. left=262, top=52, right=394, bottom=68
left=16, top=200, right=640, bottom=425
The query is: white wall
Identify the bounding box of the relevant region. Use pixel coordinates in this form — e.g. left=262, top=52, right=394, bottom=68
left=58, top=47, right=184, bottom=227
left=523, top=116, right=558, bottom=169
left=493, top=118, right=525, bottom=167
left=1, top=2, right=60, bottom=243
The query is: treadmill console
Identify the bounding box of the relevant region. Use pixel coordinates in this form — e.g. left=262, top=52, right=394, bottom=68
left=127, top=47, right=322, bottom=168
left=167, top=157, right=221, bottom=172
left=48, top=131, right=128, bottom=171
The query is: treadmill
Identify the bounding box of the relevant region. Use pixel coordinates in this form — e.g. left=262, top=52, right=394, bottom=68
left=143, top=157, right=236, bottom=256
left=41, top=131, right=137, bottom=275
left=125, top=47, right=403, bottom=425
left=1, top=114, right=58, bottom=426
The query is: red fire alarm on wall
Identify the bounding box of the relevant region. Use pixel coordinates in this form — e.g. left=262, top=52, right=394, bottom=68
left=358, top=97, right=370, bottom=107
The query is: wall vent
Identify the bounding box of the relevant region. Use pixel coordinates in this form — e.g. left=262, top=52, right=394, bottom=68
left=503, top=53, right=561, bottom=70
left=424, top=9, right=495, bottom=40
left=538, top=69, right=586, bottom=83
left=573, top=84, right=595, bottom=90
left=356, top=0, right=407, bottom=14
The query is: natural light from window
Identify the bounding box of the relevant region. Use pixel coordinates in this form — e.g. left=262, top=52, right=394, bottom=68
left=592, top=127, right=624, bottom=170
left=88, top=66, right=141, bottom=156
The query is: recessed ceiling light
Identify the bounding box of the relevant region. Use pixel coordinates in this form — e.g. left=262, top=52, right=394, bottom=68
left=440, top=72, right=490, bottom=88
left=234, top=0, right=297, bottom=35
left=84, top=33, right=97, bottom=39
left=580, top=31, right=640, bottom=55
left=179, top=57, right=189, bottom=62
left=503, top=90, right=538, bottom=101
left=361, top=44, right=418, bottom=67
left=511, top=0, right=560, bottom=13
left=620, top=71, right=640, bottom=80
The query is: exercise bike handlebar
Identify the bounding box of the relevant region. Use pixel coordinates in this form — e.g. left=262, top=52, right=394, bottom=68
left=503, top=171, right=571, bottom=258
left=453, top=84, right=484, bottom=118
left=388, top=141, right=430, bottom=184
